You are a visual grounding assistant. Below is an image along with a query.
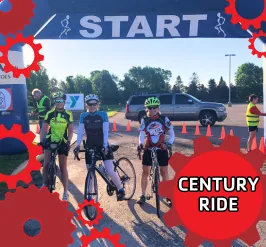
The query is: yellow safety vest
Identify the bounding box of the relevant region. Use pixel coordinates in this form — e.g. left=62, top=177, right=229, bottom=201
left=37, top=95, right=49, bottom=118
left=246, top=102, right=260, bottom=127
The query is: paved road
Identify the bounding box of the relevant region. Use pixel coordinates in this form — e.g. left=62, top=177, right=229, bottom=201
left=2, top=104, right=266, bottom=246
left=55, top=105, right=266, bottom=247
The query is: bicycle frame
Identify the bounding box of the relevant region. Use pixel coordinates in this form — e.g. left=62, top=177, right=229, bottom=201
left=78, top=144, right=118, bottom=196
left=148, top=147, right=161, bottom=198
left=47, top=142, right=59, bottom=192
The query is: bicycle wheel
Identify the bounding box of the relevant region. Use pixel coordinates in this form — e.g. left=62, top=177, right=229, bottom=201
left=84, top=170, right=98, bottom=220
left=154, top=166, right=161, bottom=218
left=47, top=158, right=56, bottom=193
left=115, top=157, right=136, bottom=200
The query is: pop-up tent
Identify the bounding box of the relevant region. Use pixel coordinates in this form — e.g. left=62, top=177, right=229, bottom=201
left=0, top=0, right=265, bottom=154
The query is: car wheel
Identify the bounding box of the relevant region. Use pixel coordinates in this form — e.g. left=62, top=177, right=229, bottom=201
left=138, top=111, right=146, bottom=124
left=200, top=111, right=216, bottom=127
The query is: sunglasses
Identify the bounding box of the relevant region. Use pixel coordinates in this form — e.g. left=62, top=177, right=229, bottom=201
left=55, top=100, right=64, bottom=103
left=148, top=106, right=159, bottom=110
left=88, top=103, right=98, bottom=106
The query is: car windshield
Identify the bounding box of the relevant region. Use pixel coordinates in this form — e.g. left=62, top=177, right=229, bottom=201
left=188, top=95, right=201, bottom=102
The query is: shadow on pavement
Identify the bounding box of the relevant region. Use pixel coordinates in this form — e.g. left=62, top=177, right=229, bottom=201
left=127, top=198, right=184, bottom=246
left=126, top=198, right=251, bottom=247
left=57, top=175, right=140, bottom=247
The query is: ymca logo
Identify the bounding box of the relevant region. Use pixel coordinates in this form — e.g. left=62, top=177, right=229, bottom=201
left=69, top=96, right=79, bottom=108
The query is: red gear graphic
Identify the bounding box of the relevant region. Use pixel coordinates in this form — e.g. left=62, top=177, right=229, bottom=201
left=0, top=124, right=42, bottom=189
left=76, top=199, right=104, bottom=227
left=0, top=0, right=35, bottom=36
left=224, top=0, right=266, bottom=30
left=159, top=135, right=266, bottom=247
left=0, top=184, right=76, bottom=247
left=248, top=30, right=266, bottom=58
left=0, top=34, right=44, bottom=78
left=80, top=228, right=126, bottom=247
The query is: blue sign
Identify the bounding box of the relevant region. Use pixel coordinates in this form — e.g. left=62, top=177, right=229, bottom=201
left=36, top=11, right=251, bottom=40
left=36, top=12, right=251, bottom=39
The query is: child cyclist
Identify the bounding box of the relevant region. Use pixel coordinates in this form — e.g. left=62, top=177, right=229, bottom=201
left=136, top=97, right=175, bottom=206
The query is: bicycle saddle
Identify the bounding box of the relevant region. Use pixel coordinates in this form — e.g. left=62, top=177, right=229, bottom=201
left=110, top=144, right=119, bottom=152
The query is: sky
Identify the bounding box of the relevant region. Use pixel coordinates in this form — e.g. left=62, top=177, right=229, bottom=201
left=22, top=37, right=264, bottom=88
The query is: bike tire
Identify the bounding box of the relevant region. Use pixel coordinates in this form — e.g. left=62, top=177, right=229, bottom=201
left=115, top=157, right=136, bottom=200
left=47, top=159, right=56, bottom=193
left=84, top=170, right=98, bottom=220
left=154, top=166, right=161, bottom=218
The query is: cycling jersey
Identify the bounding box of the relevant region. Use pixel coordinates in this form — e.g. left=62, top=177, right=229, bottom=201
left=77, top=111, right=109, bottom=148
left=139, top=114, right=175, bottom=148
left=44, top=109, right=73, bottom=143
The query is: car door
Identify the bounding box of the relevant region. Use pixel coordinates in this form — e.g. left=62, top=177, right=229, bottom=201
left=158, top=94, right=174, bottom=119
left=174, top=94, right=198, bottom=120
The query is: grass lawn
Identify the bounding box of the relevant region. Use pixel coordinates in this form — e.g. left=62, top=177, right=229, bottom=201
left=0, top=152, right=29, bottom=189
left=102, top=105, right=122, bottom=118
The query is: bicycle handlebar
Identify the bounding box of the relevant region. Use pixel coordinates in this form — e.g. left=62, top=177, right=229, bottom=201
left=137, top=144, right=173, bottom=160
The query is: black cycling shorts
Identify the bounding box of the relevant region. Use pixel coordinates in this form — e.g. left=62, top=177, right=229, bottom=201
left=85, top=146, right=114, bottom=165
left=43, top=139, right=69, bottom=156
left=248, top=126, right=258, bottom=132
left=142, top=149, right=168, bottom=167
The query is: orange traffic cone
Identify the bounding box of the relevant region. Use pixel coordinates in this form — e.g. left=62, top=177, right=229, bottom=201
left=36, top=124, right=40, bottom=134
left=206, top=124, right=213, bottom=137
left=112, top=121, right=117, bottom=132
left=229, top=129, right=234, bottom=136
left=219, top=126, right=226, bottom=140
left=194, top=123, right=201, bottom=136
left=126, top=121, right=131, bottom=132
left=251, top=137, right=257, bottom=150
left=259, top=137, right=265, bottom=155
left=181, top=122, right=188, bottom=134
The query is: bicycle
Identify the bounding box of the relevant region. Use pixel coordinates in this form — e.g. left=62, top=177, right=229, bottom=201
left=137, top=144, right=172, bottom=219
left=38, top=141, right=59, bottom=193
left=74, top=140, right=136, bottom=220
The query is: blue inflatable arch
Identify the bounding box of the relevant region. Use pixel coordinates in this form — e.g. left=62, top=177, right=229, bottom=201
left=0, top=0, right=266, bottom=154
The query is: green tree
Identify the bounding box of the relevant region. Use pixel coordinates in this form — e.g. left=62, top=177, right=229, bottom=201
left=90, top=70, right=119, bottom=104
left=65, top=76, right=75, bottom=93
left=26, top=63, right=50, bottom=106
left=49, top=78, right=59, bottom=94
left=119, top=75, right=139, bottom=102
left=74, top=75, right=93, bottom=96
left=217, top=76, right=229, bottom=102
left=208, top=79, right=217, bottom=101
left=124, top=66, right=172, bottom=93
left=198, top=84, right=209, bottom=101
left=59, top=80, right=68, bottom=93
left=186, top=72, right=200, bottom=97
left=172, top=75, right=185, bottom=93
left=235, top=62, right=263, bottom=101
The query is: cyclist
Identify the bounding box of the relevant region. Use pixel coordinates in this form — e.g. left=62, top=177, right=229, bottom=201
left=74, top=94, right=125, bottom=201
left=39, top=92, right=74, bottom=201
left=136, top=97, right=175, bottom=206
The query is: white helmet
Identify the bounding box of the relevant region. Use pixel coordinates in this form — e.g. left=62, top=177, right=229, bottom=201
left=85, top=94, right=99, bottom=103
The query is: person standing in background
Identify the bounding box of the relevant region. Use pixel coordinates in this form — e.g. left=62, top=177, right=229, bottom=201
left=246, top=94, right=266, bottom=152
left=30, top=89, right=51, bottom=130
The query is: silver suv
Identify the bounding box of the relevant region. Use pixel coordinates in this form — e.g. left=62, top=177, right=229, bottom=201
left=125, top=93, right=227, bottom=127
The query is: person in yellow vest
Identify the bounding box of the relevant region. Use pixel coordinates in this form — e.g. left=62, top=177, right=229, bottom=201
left=246, top=94, right=266, bottom=152
left=31, top=89, right=51, bottom=130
